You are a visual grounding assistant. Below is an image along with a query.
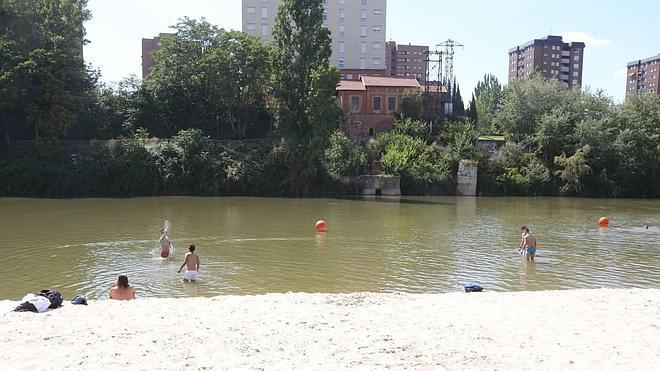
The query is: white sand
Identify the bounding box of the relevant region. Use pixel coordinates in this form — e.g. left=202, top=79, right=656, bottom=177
left=0, top=289, right=658, bottom=370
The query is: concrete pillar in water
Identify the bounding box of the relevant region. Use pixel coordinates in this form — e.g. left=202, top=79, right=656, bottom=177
left=456, top=160, right=478, bottom=196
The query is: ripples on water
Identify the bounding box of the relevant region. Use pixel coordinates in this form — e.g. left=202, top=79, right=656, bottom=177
left=0, top=197, right=658, bottom=299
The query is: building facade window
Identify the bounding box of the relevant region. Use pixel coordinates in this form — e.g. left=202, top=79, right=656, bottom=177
left=338, top=58, right=344, bottom=68
left=246, top=7, right=255, bottom=14
left=361, top=42, right=366, bottom=54
left=373, top=96, right=381, bottom=112
left=360, top=25, right=366, bottom=37
left=372, top=58, right=381, bottom=66
left=261, top=24, right=268, bottom=37
left=374, top=9, right=382, bottom=15
left=338, top=25, right=345, bottom=38
left=387, top=97, right=396, bottom=112
left=261, top=7, right=268, bottom=18
left=339, top=9, right=345, bottom=19
left=350, top=96, right=360, bottom=112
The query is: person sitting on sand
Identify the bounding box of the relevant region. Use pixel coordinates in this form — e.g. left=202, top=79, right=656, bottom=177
left=109, top=275, right=136, bottom=300
left=159, top=229, right=172, bottom=258
left=518, top=226, right=537, bottom=262
left=177, top=244, right=200, bottom=283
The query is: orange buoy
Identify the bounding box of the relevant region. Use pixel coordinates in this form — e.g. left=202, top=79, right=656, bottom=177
left=315, top=220, right=327, bottom=232
left=599, top=217, right=609, bottom=227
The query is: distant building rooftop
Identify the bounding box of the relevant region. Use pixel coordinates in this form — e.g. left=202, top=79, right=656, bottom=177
left=337, top=76, right=421, bottom=91
left=627, top=53, right=660, bottom=67
left=508, top=35, right=585, bottom=54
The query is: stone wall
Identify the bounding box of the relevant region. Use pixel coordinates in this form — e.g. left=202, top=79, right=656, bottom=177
left=357, top=175, right=401, bottom=196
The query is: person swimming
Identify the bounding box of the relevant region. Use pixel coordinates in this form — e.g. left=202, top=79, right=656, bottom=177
left=159, top=229, right=172, bottom=258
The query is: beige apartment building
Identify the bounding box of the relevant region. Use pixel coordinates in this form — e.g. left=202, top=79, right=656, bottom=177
left=508, top=35, right=585, bottom=88
left=242, top=0, right=387, bottom=71
left=626, top=53, right=660, bottom=96
left=385, top=41, right=428, bottom=82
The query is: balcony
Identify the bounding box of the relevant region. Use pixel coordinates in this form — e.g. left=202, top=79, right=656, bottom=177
left=560, top=66, right=570, bottom=73
left=561, top=51, right=571, bottom=57
left=561, top=58, right=570, bottom=64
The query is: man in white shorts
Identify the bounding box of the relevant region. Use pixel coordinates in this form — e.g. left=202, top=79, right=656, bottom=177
left=177, top=244, right=200, bottom=282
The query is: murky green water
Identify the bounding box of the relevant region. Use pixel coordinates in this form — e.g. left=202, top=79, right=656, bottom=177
left=0, top=197, right=658, bottom=300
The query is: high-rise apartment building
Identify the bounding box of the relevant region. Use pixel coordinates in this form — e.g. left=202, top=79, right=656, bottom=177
left=385, top=41, right=428, bottom=82
left=508, top=35, right=585, bottom=88
left=626, top=53, right=660, bottom=96
left=242, top=0, right=387, bottom=71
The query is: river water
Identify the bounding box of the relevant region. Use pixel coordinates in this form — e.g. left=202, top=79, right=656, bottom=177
left=0, top=197, right=658, bottom=300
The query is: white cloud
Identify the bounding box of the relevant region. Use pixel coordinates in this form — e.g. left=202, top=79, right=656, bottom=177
left=560, top=32, right=611, bottom=47
left=612, top=68, right=628, bottom=78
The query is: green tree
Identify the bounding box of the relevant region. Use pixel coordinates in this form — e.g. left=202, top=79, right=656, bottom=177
left=554, top=145, right=592, bottom=195
left=612, top=93, right=660, bottom=196
left=466, top=93, right=478, bottom=123
left=145, top=18, right=272, bottom=139
left=401, top=88, right=423, bottom=118
left=375, top=132, right=450, bottom=193
left=271, top=0, right=341, bottom=193
left=392, top=117, right=429, bottom=140
left=323, top=130, right=368, bottom=186
left=0, top=0, right=92, bottom=152
left=451, top=78, right=465, bottom=117
left=473, top=74, right=504, bottom=133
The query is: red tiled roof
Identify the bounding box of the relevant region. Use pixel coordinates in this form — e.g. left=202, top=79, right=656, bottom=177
left=361, top=76, right=421, bottom=88
left=337, top=80, right=366, bottom=91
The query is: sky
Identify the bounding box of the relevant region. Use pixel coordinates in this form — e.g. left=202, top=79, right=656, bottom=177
left=84, top=0, right=660, bottom=103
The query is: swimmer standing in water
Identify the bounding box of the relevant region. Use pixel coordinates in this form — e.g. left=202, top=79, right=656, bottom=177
left=177, top=244, right=200, bottom=282
left=159, top=229, right=172, bottom=258
left=518, top=225, right=537, bottom=262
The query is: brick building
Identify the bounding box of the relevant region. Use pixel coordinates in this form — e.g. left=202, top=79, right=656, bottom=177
left=385, top=41, right=428, bottom=82
left=141, top=34, right=173, bottom=78
left=508, top=35, right=585, bottom=88
left=337, top=76, right=421, bottom=139
left=626, top=53, right=660, bottom=96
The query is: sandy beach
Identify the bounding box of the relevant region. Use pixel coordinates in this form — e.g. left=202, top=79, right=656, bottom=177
left=1, top=289, right=658, bottom=370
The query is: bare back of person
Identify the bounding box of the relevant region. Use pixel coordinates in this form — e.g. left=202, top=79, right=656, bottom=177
left=185, top=252, right=199, bottom=271
left=519, top=226, right=538, bottom=262
left=178, top=244, right=200, bottom=282
left=109, top=275, right=136, bottom=300
left=109, top=286, right=135, bottom=300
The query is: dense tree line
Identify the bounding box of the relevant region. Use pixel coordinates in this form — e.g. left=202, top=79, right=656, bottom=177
left=1, top=1, right=657, bottom=197
left=470, top=74, right=659, bottom=197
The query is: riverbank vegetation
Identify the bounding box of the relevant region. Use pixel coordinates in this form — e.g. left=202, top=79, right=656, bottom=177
left=470, top=74, right=659, bottom=197
left=1, top=1, right=658, bottom=197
